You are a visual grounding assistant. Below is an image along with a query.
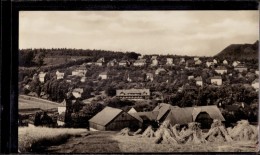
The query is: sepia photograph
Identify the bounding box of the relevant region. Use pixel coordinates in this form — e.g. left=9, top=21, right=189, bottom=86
left=18, top=10, right=259, bottom=153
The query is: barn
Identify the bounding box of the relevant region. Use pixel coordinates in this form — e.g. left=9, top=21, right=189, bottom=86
left=153, top=103, right=225, bottom=129
left=130, top=111, right=159, bottom=129
left=89, top=107, right=142, bottom=131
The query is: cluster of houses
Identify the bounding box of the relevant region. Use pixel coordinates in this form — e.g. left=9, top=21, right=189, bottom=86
left=28, top=55, right=259, bottom=101
left=88, top=103, right=225, bottom=131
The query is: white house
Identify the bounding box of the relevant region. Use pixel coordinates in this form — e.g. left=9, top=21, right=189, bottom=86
left=151, top=59, right=158, bottom=66
left=195, top=59, right=202, bottom=65
left=213, top=59, right=218, bottom=64
left=194, top=57, right=199, bottom=61
left=234, top=64, right=247, bottom=72
left=151, top=56, right=158, bottom=60
left=195, top=76, right=203, bottom=86
left=99, top=71, right=110, bottom=80
left=72, top=88, right=84, bottom=98
left=119, top=60, right=129, bottom=67
left=251, top=79, right=259, bottom=90
left=188, top=75, right=194, bottom=80
left=255, top=70, right=259, bottom=75
left=107, top=59, right=117, bottom=67
left=138, top=55, right=143, bottom=59
left=206, top=61, right=214, bottom=67
left=72, top=66, right=87, bottom=77
left=166, top=58, right=173, bottom=65
left=211, top=76, right=222, bottom=86
left=39, top=72, right=46, bottom=83
left=155, top=68, right=166, bottom=75
left=95, top=57, right=105, bottom=66
left=215, top=66, right=227, bottom=75
left=133, top=59, right=146, bottom=66
left=80, top=77, right=87, bottom=82
left=223, top=60, right=228, bottom=65
left=58, top=100, right=67, bottom=115
left=146, top=73, right=154, bottom=81
left=180, top=58, right=185, bottom=63
left=56, top=71, right=65, bottom=80
left=232, top=61, right=240, bottom=67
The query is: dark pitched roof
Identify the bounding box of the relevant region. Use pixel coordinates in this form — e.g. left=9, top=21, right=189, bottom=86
left=134, top=111, right=159, bottom=121
left=165, top=107, right=193, bottom=125
left=89, top=107, right=122, bottom=126
left=153, top=103, right=225, bottom=125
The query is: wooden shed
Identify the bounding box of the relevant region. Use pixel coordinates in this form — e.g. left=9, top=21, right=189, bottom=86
left=89, top=106, right=142, bottom=131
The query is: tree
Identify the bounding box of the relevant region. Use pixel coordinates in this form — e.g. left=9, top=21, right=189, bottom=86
left=19, top=50, right=34, bottom=67
left=105, top=86, right=116, bottom=96
left=35, top=52, right=45, bottom=66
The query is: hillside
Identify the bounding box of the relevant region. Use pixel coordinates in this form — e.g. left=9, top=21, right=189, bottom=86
left=215, top=40, right=258, bottom=60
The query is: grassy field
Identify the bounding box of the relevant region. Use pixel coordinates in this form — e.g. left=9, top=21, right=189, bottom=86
left=18, top=126, right=87, bottom=153
left=19, top=95, right=61, bottom=111
left=19, top=129, right=257, bottom=153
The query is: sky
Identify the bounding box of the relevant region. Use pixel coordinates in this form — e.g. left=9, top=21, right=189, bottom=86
left=19, top=11, right=259, bottom=56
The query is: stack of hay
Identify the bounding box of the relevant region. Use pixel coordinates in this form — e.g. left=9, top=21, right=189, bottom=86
left=133, top=128, right=142, bottom=136
left=204, top=119, right=232, bottom=143
left=140, top=125, right=155, bottom=138
left=181, top=122, right=206, bottom=144
left=117, top=127, right=132, bottom=136
left=154, top=121, right=184, bottom=144
left=229, top=120, right=258, bottom=141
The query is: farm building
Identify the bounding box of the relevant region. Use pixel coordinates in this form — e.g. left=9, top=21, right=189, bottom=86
left=152, top=103, right=225, bottom=129
left=131, top=111, right=159, bottom=129
left=89, top=107, right=142, bottom=131
left=128, top=107, right=138, bottom=113
left=116, top=89, right=150, bottom=100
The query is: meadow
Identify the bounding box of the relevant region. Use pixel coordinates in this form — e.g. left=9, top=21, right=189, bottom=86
left=18, top=126, right=87, bottom=153
left=19, top=126, right=258, bottom=153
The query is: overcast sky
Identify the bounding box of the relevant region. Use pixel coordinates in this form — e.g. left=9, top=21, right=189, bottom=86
left=19, top=11, right=258, bottom=56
